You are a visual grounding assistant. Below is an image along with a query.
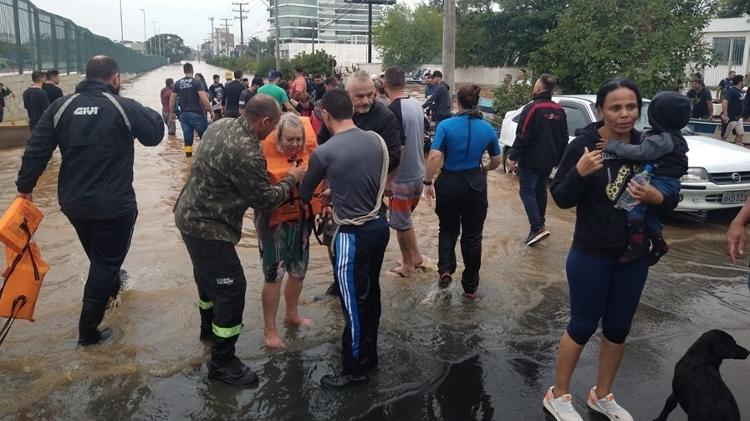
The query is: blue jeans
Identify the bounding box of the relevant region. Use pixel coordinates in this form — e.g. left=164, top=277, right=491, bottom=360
left=179, top=111, right=208, bottom=146
left=627, top=176, right=680, bottom=236
left=566, top=247, right=649, bottom=345
left=518, top=166, right=553, bottom=232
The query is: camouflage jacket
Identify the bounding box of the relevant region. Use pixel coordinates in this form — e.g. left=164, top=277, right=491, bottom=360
left=174, top=116, right=296, bottom=244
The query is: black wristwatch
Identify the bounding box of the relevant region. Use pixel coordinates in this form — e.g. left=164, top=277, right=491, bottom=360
left=423, top=180, right=433, bottom=186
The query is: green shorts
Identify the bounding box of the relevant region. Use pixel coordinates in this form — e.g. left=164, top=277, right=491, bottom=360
left=259, top=220, right=310, bottom=283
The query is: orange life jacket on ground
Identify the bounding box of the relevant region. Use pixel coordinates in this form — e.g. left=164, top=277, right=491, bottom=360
left=261, top=117, right=324, bottom=227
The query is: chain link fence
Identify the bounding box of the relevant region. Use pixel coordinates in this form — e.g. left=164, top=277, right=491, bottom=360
left=0, top=0, right=166, bottom=75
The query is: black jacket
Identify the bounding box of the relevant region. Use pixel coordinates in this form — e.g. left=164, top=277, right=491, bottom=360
left=16, top=79, right=164, bottom=219
left=317, top=100, right=401, bottom=173
left=550, top=122, right=677, bottom=257
left=508, top=92, right=568, bottom=168
left=422, top=81, right=451, bottom=119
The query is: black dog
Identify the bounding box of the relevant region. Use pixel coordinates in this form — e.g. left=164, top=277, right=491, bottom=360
left=654, top=329, right=749, bottom=421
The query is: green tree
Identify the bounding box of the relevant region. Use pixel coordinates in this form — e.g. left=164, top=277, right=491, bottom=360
left=717, top=0, right=750, bottom=16
left=529, top=0, right=716, bottom=96
left=373, top=4, right=442, bottom=71
left=145, top=34, right=191, bottom=63
left=457, top=0, right=569, bottom=67
left=492, top=78, right=534, bottom=117
left=281, top=50, right=336, bottom=78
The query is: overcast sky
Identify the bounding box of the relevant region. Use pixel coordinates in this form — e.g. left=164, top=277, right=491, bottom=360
left=30, top=0, right=420, bottom=49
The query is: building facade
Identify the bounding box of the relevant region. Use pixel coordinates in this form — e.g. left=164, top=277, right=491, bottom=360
left=268, top=0, right=388, bottom=62
left=700, top=17, right=750, bottom=87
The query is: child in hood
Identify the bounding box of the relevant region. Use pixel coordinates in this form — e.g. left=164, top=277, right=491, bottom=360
left=603, top=91, right=691, bottom=265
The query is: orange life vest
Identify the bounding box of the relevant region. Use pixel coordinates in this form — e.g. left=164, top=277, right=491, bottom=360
left=1, top=242, right=48, bottom=321
left=0, top=198, right=47, bottom=322
left=261, top=117, right=324, bottom=227
left=0, top=198, right=43, bottom=253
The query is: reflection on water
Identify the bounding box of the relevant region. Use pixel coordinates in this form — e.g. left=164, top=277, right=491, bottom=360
left=1, top=64, right=749, bottom=420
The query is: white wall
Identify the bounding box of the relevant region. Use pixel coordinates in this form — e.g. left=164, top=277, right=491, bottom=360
left=0, top=74, right=84, bottom=123
left=455, top=66, right=525, bottom=85
left=282, top=42, right=381, bottom=67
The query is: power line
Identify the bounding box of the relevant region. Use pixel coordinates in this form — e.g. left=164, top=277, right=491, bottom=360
left=233, top=2, right=249, bottom=50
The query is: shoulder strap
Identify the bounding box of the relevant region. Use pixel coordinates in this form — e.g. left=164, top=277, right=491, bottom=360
left=53, top=94, right=80, bottom=128
left=102, top=92, right=132, bottom=131
left=333, top=131, right=389, bottom=226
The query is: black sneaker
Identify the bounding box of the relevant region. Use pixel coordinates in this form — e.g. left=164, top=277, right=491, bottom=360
left=525, top=228, right=550, bottom=246
left=208, top=356, right=259, bottom=388
left=320, top=372, right=369, bottom=389
left=438, top=273, right=452, bottom=289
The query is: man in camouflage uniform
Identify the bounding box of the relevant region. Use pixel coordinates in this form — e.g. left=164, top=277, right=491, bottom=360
left=174, top=94, right=306, bottom=387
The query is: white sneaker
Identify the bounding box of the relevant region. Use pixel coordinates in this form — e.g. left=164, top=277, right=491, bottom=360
left=587, top=387, right=634, bottom=421
left=543, top=386, right=584, bottom=421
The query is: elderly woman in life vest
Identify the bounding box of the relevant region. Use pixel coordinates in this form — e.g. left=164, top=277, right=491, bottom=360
left=256, top=113, right=322, bottom=348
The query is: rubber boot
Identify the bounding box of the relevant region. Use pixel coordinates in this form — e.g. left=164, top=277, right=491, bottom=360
left=78, top=299, right=113, bottom=346
left=619, top=220, right=646, bottom=264
left=208, top=336, right=258, bottom=387
left=199, top=309, right=213, bottom=342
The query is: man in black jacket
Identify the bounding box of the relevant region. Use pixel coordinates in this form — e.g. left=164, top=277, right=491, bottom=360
left=507, top=74, right=568, bottom=246
left=421, top=70, right=452, bottom=123
left=15, top=56, right=164, bottom=346
left=222, top=69, right=245, bottom=118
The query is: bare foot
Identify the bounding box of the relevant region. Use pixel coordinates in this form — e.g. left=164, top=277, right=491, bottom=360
left=284, top=315, right=313, bottom=326
left=264, top=331, right=286, bottom=349
left=390, top=265, right=415, bottom=277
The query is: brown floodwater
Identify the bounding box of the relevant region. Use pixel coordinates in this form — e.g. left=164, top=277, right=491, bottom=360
left=1, top=64, right=749, bottom=420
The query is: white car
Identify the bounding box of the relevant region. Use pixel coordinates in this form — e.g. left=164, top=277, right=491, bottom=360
left=498, top=95, right=750, bottom=212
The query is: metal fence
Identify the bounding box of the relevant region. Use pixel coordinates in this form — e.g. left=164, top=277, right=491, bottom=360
left=0, top=0, right=166, bottom=75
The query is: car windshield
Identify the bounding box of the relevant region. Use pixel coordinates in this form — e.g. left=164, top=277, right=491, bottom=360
left=593, top=100, right=694, bottom=136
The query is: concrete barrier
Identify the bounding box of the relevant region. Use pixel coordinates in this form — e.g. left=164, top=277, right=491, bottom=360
left=0, top=74, right=84, bottom=123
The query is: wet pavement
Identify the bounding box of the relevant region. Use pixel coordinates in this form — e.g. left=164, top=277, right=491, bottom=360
left=1, top=64, right=749, bottom=420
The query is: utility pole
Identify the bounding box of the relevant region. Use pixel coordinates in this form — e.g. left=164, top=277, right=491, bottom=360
left=118, top=0, right=124, bottom=42
left=273, top=0, right=281, bottom=70
left=367, top=2, right=372, bottom=63
left=442, top=0, right=455, bottom=99
left=209, top=17, right=215, bottom=56
left=220, top=18, right=231, bottom=56
left=152, top=21, right=157, bottom=55
left=233, top=2, right=249, bottom=53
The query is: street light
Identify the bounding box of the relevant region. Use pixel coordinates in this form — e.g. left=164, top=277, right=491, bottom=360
left=140, top=9, right=146, bottom=44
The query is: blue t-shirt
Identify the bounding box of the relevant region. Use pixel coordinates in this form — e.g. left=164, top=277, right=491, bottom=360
left=431, top=115, right=500, bottom=171
left=726, top=86, right=743, bottom=120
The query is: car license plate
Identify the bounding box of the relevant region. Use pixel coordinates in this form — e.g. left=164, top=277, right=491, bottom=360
left=722, top=190, right=750, bottom=204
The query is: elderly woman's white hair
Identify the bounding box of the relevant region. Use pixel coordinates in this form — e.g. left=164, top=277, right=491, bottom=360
left=275, top=113, right=306, bottom=154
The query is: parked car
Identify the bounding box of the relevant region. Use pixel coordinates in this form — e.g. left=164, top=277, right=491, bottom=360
left=498, top=95, right=750, bottom=212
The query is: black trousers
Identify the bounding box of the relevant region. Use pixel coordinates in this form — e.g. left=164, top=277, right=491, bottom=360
left=181, top=233, right=247, bottom=364
left=68, top=211, right=137, bottom=302
left=333, top=217, right=390, bottom=374
left=435, top=169, right=488, bottom=294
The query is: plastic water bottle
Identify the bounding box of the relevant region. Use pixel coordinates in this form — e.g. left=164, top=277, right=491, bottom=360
left=616, top=164, right=654, bottom=211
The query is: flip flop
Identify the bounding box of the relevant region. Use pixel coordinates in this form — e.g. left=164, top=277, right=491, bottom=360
left=389, top=267, right=409, bottom=278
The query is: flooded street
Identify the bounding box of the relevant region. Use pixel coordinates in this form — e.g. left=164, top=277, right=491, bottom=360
left=1, top=64, right=749, bottom=420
